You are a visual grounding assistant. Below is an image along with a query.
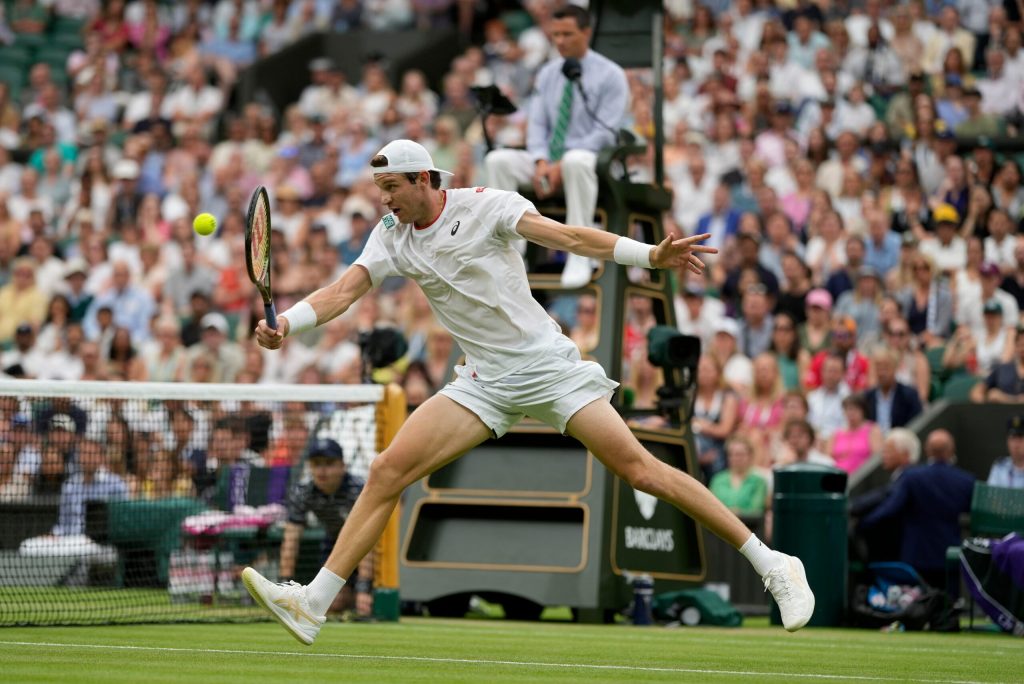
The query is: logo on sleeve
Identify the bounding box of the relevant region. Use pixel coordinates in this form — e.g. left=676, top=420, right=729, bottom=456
left=450, top=220, right=460, bottom=236
left=382, top=214, right=396, bottom=229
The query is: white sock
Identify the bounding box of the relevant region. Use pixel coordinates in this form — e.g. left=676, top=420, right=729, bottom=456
left=306, top=567, right=345, bottom=615
left=739, top=533, right=783, bottom=577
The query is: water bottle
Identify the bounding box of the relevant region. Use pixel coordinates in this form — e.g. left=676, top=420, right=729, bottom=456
left=631, top=574, right=654, bottom=626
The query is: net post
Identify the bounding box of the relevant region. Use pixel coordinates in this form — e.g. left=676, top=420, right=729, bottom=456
left=373, top=384, right=406, bottom=615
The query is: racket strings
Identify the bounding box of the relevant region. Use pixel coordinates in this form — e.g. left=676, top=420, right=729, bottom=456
left=250, top=202, right=270, bottom=281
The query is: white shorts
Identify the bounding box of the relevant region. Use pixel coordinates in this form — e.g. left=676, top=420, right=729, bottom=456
left=440, top=336, right=619, bottom=438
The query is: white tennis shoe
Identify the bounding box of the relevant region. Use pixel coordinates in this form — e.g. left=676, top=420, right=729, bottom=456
left=242, top=567, right=325, bottom=645
left=763, top=553, right=815, bottom=632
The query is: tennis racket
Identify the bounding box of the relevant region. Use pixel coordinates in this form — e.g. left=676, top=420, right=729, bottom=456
left=244, top=185, right=278, bottom=330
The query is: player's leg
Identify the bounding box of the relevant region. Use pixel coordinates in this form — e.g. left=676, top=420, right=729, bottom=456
left=242, top=394, right=492, bottom=644
left=565, top=398, right=815, bottom=631
left=484, top=148, right=534, bottom=191
left=559, top=149, right=599, bottom=288
left=566, top=397, right=750, bottom=547
left=320, top=394, right=491, bottom=579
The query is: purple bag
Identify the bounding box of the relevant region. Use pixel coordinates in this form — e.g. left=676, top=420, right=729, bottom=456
left=960, top=534, right=1024, bottom=636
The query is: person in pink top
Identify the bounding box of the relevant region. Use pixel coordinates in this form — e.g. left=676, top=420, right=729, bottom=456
left=739, top=353, right=786, bottom=466
left=829, top=394, right=883, bottom=474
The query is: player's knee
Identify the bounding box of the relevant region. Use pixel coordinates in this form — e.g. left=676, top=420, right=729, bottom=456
left=622, top=455, right=666, bottom=497
left=622, top=454, right=663, bottom=497
left=365, top=451, right=413, bottom=498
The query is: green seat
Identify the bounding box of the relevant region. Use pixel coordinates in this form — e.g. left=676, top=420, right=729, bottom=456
left=50, top=17, right=86, bottom=36
left=942, top=373, right=978, bottom=401
left=34, top=46, right=71, bottom=69
left=0, top=64, right=24, bottom=90
left=102, top=497, right=206, bottom=586
left=50, top=34, right=83, bottom=52
left=945, top=483, right=1024, bottom=612
left=970, top=482, right=1024, bottom=537
left=925, top=345, right=948, bottom=381
left=14, top=32, right=46, bottom=50
left=0, top=45, right=32, bottom=68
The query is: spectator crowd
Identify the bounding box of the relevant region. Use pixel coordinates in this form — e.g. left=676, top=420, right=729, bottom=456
left=0, top=0, right=1023, bottom=525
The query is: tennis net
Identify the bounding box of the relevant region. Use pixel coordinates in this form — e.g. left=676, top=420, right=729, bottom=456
left=0, top=380, right=403, bottom=626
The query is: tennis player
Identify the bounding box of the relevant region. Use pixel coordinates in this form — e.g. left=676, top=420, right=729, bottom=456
left=243, top=140, right=814, bottom=644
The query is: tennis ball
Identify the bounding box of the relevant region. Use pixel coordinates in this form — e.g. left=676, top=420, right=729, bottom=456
left=193, top=213, right=217, bottom=236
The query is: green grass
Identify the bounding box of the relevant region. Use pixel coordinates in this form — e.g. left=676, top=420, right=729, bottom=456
left=0, top=617, right=1020, bottom=683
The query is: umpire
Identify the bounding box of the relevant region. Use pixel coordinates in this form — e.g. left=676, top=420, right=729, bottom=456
left=279, top=438, right=373, bottom=617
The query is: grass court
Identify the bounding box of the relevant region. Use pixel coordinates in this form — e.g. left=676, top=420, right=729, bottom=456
left=1, top=616, right=1021, bottom=683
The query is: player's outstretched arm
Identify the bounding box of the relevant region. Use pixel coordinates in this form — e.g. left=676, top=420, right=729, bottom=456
left=255, top=265, right=373, bottom=350
left=515, top=212, right=716, bottom=274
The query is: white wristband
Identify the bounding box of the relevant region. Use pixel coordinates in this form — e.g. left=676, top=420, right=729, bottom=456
left=280, top=301, right=318, bottom=336
left=613, top=237, right=653, bottom=269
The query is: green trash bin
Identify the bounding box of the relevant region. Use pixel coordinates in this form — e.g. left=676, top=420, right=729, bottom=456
left=770, top=463, right=848, bottom=627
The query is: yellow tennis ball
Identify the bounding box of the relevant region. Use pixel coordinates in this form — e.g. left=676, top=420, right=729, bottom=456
left=193, top=213, right=217, bottom=236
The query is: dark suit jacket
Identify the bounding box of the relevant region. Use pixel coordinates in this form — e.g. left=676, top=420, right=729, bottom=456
left=859, top=462, right=975, bottom=572
left=863, top=382, right=923, bottom=429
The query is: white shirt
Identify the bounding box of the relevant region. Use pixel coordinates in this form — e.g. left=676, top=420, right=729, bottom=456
left=807, top=382, right=851, bottom=441
left=959, top=287, right=1019, bottom=339
left=984, top=235, right=1017, bottom=272
left=161, top=85, right=224, bottom=121
left=355, top=188, right=561, bottom=381
left=919, top=235, right=967, bottom=273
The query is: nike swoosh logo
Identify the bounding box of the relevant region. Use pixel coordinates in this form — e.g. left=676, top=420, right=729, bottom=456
left=450, top=221, right=460, bottom=236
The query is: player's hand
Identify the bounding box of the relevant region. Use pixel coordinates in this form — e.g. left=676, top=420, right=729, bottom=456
left=255, top=316, right=289, bottom=349
left=650, top=232, right=717, bottom=273
left=356, top=590, right=373, bottom=617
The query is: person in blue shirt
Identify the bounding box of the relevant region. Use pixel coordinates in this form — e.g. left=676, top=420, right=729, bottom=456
left=82, top=260, right=157, bottom=344
left=988, top=415, right=1024, bottom=489
left=53, top=437, right=128, bottom=537
left=484, top=5, right=629, bottom=288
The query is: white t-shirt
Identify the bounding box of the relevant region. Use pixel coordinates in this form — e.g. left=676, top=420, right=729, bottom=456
left=354, top=188, right=562, bottom=382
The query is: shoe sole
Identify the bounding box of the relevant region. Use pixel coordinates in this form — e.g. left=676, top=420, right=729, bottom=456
left=241, top=567, right=315, bottom=646
left=783, top=557, right=815, bottom=632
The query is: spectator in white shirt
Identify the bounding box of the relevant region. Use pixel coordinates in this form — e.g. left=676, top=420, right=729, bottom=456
left=161, top=65, right=224, bottom=138
left=669, top=151, right=717, bottom=234
left=984, top=209, right=1018, bottom=274
left=958, top=262, right=1019, bottom=339
left=919, top=205, right=967, bottom=275
left=977, top=49, right=1021, bottom=117
left=807, top=352, right=851, bottom=444
left=834, top=82, right=877, bottom=137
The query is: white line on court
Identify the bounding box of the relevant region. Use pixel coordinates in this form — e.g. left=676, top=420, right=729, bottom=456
left=0, top=640, right=998, bottom=684
left=392, top=622, right=1023, bottom=657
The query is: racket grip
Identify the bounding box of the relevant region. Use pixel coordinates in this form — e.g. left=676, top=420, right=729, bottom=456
left=265, top=302, right=278, bottom=331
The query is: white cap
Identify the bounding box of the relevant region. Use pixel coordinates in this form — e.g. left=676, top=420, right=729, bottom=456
left=63, top=256, right=88, bottom=279
left=112, top=159, right=140, bottom=180
left=713, top=317, right=740, bottom=339
left=372, top=139, right=452, bottom=178
left=200, top=312, right=229, bottom=334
